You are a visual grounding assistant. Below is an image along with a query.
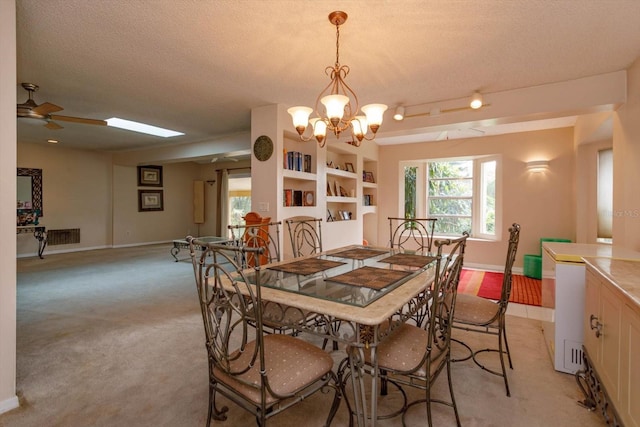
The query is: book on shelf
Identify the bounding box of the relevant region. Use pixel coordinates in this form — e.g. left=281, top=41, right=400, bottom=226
left=297, top=152, right=303, bottom=171
left=284, top=189, right=293, bottom=207
left=293, top=190, right=303, bottom=206
left=304, top=154, right=312, bottom=173
left=286, top=151, right=294, bottom=170
left=284, top=151, right=309, bottom=172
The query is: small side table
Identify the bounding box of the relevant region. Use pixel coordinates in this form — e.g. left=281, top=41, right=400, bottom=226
left=17, top=225, right=47, bottom=259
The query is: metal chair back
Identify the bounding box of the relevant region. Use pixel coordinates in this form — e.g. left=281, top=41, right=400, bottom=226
left=499, top=223, right=521, bottom=309
left=228, top=220, right=281, bottom=267
left=388, top=217, right=437, bottom=254
left=285, top=217, right=323, bottom=258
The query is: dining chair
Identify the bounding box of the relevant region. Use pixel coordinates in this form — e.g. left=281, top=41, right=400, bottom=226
left=229, top=220, right=305, bottom=336
left=451, top=223, right=521, bottom=397
left=187, top=237, right=341, bottom=426
left=388, top=217, right=438, bottom=254
left=337, top=233, right=469, bottom=427
left=285, top=217, right=323, bottom=258
left=389, top=217, right=437, bottom=327
left=228, top=220, right=281, bottom=268
left=285, top=216, right=343, bottom=350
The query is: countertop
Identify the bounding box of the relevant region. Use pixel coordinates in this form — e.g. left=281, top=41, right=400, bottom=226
left=583, top=257, right=640, bottom=310
left=542, top=242, right=640, bottom=263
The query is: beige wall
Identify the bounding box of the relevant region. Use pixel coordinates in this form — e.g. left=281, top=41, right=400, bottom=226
left=17, top=142, right=113, bottom=255
left=16, top=142, right=217, bottom=256
left=378, top=127, right=576, bottom=270
left=613, top=58, right=640, bottom=251
left=112, top=162, right=201, bottom=246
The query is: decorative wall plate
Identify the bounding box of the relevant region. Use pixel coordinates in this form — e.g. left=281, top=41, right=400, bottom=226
left=253, top=135, right=273, bottom=161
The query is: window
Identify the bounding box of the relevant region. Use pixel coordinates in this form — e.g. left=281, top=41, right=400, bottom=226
left=228, top=177, right=251, bottom=227
left=402, top=156, right=499, bottom=239
left=428, top=160, right=473, bottom=234
left=597, top=148, right=613, bottom=243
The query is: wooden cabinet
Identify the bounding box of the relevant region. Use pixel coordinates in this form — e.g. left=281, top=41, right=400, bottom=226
left=621, top=303, right=640, bottom=426
left=583, top=269, right=600, bottom=368
left=582, top=258, right=640, bottom=427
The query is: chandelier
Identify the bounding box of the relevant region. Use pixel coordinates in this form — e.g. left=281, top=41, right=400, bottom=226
left=287, top=11, right=387, bottom=148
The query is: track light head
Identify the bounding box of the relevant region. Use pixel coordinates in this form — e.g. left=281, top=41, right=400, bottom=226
left=393, top=106, right=405, bottom=121
left=470, top=92, right=483, bottom=109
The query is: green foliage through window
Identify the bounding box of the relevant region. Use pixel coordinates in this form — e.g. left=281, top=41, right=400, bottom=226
left=428, top=161, right=473, bottom=235
left=404, top=166, right=417, bottom=219
left=402, top=158, right=498, bottom=238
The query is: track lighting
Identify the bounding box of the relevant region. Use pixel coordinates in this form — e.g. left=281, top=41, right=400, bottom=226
left=470, top=92, right=483, bottom=109
left=393, top=106, right=405, bottom=121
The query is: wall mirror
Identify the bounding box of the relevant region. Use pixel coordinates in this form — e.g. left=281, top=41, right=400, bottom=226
left=17, top=168, right=43, bottom=224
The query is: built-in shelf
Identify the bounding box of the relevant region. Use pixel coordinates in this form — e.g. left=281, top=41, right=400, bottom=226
left=362, top=206, right=377, bottom=215
left=283, top=169, right=316, bottom=181
left=327, top=196, right=357, bottom=203
left=326, top=168, right=357, bottom=179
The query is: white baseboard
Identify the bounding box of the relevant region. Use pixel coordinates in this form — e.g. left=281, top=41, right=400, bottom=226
left=17, top=240, right=174, bottom=258
left=112, top=240, right=171, bottom=249
left=0, top=395, right=19, bottom=415
left=463, top=262, right=524, bottom=275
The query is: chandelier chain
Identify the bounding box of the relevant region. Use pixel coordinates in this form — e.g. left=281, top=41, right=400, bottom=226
left=335, top=21, right=340, bottom=68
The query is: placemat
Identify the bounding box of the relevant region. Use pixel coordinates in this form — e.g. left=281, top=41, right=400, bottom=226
left=327, top=266, right=413, bottom=290
left=379, top=253, right=436, bottom=268
left=268, top=258, right=345, bottom=275
left=331, top=248, right=388, bottom=260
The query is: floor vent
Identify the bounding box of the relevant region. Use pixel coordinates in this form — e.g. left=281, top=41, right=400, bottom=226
left=564, top=340, right=584, bottom=373
left=48, top=228, right=80, bottom=245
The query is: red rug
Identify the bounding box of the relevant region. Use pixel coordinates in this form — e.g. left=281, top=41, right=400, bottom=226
left=457, top=269, right=542, bottom=306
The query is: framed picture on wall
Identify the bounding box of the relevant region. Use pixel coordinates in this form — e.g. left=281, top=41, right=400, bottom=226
left=138, top=189, right=164, bottom=212
left=137, top=165, right=163, bottom=187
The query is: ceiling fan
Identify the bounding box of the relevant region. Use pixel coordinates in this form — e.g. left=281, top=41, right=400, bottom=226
left=17, top=83, right=107, bottom=130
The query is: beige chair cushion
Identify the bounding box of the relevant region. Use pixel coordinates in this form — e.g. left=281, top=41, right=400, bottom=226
left=361, top=323, right=446, bottom=377
left=454, top=293, right=500, bottom=326
left=214, top=334, right=334, bottom=405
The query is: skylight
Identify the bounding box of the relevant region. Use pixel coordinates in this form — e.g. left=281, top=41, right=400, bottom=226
left=106, top=118, right=184, bottom=138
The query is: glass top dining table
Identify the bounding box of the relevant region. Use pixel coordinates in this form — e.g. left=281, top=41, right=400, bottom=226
left=243, top=245, right=438, bottom=307
left=235, top=244, right=441, bottom=427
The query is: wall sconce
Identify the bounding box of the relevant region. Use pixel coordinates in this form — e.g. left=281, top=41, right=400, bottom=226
left=526, top=160, right=550, bottom=173
left=393, top=106, right=405, bottom=121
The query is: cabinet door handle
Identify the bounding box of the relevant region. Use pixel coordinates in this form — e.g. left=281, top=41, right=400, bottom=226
left=590, top=314, right=602, bottom=338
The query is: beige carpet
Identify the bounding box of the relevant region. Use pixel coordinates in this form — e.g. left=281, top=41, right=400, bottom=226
left=0, top=244, right=604, bottom=426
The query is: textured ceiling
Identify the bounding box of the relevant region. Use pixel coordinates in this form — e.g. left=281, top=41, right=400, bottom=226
left=15, top=0, right=640, bottom=156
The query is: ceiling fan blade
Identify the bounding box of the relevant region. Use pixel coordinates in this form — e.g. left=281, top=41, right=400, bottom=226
left=45, top=121, right=63, bottom=130
left=49, top=114, right=107, bottom=126
left=32, top=102, right=64, bottom=115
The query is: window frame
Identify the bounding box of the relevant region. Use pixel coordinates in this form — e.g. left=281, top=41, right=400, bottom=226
left=399, top=155, right=501, bottom=240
